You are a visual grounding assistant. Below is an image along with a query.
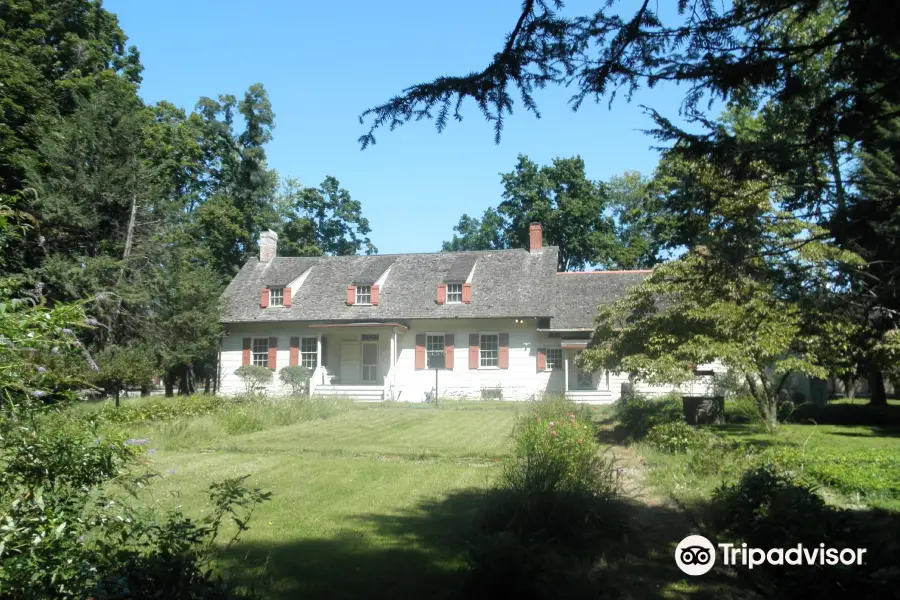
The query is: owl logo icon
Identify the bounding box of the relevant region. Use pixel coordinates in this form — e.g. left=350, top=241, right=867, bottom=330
left=675, top=535, right=716, bottom=576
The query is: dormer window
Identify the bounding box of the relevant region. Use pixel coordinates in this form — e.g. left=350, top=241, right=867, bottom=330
left=356, top=285, right=371, bottom=305
left=446, top=283, right=463, bottom=304
left=269, top=287, right=284, bottom=307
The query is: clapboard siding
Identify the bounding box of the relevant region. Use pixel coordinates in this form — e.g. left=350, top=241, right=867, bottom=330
left=218, top=319, right=712, bottom=401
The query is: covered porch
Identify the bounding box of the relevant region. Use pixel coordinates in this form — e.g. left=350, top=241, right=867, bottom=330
left=560, top=340, right=612, bottom=403
left=307, top=322, right=407, bottom=401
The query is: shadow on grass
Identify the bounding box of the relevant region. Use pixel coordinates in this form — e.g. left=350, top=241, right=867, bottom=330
left=786, top=403, right=900, bottom=429
left=222, top=488, right=759, bottom=600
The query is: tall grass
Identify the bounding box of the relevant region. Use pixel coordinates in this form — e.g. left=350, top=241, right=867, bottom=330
left=464, top=397, right=628, bottom=599
left=116, top=395, right=354, bottom=450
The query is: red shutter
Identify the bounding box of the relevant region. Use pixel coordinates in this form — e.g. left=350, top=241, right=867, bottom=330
left=242, top=338, right=252, bottom=366
left=499, top=333, right=509, bottom=369
left=462, top=283, right=472, bottom=304
left=260, top=287, right=269, bottom=308
left=436, top=283, right=446, bottom=304
left=371, top=284, right=380, bottom=305
left=444, top=334, right=454, bottom=370
left=290, top=336, right=299, bottom=367
left=346, top=285, right=356, bottom=305
left=537, top=348, right=546, bottom=372
left=415, top=334, right=426, bottom=370
left=284, top=287, right=292, bottom=307
left=468, top=333, right=479, bottom=369
left=268, top=337, right=277, bottom=370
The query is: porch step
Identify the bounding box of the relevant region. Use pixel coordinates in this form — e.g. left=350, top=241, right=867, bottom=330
left=313, top=385, right=384, bottom=402
left=565, top=390, right=614, bottom=404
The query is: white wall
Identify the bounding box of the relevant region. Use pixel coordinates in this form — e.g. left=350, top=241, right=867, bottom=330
left=218, top=320, right=715, bottom=401
left=218, top=323, right=322, bottom=396
left=390, top=319, right=561, bottom=402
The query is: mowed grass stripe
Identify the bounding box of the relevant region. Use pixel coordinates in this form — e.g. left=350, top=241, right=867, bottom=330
left=202, top=405, right=518, bottom=459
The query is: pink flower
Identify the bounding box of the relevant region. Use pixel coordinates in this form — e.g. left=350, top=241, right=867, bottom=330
left=577, top=438, right=583, bottom=444
left=551, top=431, right=557, bottom=437
left=548, top=421, right=555, bottom=427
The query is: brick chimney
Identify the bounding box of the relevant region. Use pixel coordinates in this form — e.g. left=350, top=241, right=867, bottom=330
left=529, top=223, right=543, bottom=254
left=259, top=229, right=278, bottom=262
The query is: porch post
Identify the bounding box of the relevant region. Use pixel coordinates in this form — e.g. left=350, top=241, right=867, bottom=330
left=564, top=352, right=569, bottom=393
left=317, top=335, right=323, bottom=383
left=390, top=330, right=395, bottom=369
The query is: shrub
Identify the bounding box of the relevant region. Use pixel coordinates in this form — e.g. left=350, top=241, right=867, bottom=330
left=504, top=404, right=614, bottom=495
left=74, top=394, right=227, bottom=426
left=710, top=464, right=900, bottom=597
left=278, top=365, right=313, bottom=396
left=712, top=464, right=830, bottom=549
left=462, top=532, right=597, bottom=600
left=644, top=420, right=722, bottom=454
left=488, top=400, right=626, bottom=550
left=614, top=391, right=683, bottom=440
left=0, top=275, right=270, bottom=598
left=1, top=403, right=271, bottom=599
left=465, top=400, right=629, bottom=598
left=234, top=365, right=272, bottom=395
left=722, top=394, right=760, bottom=424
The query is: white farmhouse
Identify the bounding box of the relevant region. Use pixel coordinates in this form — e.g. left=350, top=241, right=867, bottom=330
left=218, top=223, right=695, bottom=402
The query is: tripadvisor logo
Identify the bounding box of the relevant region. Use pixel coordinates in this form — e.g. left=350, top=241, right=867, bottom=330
left=675, top=535, right=868, bottom=576
left=675, top=535, right=717, bottom=576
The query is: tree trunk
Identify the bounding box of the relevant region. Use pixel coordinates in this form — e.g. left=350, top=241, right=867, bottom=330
left=868, top=366, right=887, bottom=407
left=111, top=193, right=139, bottom=337
left=164, top=373, right=175, bottom=398
left=178, top=366, right=190, bottom=395
left=843, top=375, right=857, bottom=400
left=141, top=384, right=150, bottom=397
left=746, top=373, right=778, bottom=429
left=204, top=377, right=211, bottom=394
left=115, top=389, right=120, bottom=408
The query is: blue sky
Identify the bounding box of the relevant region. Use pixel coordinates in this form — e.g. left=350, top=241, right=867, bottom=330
left=109, top=0, right=692, bottom=254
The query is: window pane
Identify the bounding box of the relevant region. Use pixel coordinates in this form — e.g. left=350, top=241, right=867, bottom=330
left=300, top=337, right=317, bottom=369
left=446, top=283, right=462, bottom=303
left=252, top=338, right=268, bottom=367
left=547, top=348, right=562, bottom=370
left=426, top=335, right=445, bottom=369
left=270, top=288, right=283, bottom=306
left=356, top=285, right=371, bottom=304
left=480, top=334, right=498, bottom=367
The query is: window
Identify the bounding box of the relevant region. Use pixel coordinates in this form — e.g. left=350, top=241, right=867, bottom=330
left=356, top=285, right=371, bottom=304
left=361, top=333, right=380, bottom=341
left=269, top=287, right=284, bottom=307
left=546, top=348, right=562, bottom=370
left=480, top=334, right=498, bottom=368
left=252, top=338, right=269, bottom=367
left=446, top=283, right=462, bottom=303
left=426, top=334, right=445, bottom=369
left=300, top=337, right=317, bottom=369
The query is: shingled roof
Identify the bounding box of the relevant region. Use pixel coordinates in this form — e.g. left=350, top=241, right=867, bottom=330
left=221, top=247, right=561, bottom=323
left=548, top=271, right=651, bottom=330
left=221, top=239, right=650, bottom=328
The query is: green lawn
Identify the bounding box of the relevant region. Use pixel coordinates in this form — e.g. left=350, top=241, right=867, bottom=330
left=131, top=403, right=520, bottom=600
left=637, top=418, right=900, bottom=512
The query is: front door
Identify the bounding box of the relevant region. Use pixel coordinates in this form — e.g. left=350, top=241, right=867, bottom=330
left=577, top=369, right=593, bottom=390
left=340, top=341, right=361, bottom=384
left=362, top=342, right=378, bottom=383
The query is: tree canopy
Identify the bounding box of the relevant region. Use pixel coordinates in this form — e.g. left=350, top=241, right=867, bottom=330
left=442, top=155, right=660, bottom=271
left=0, top=0, right=378, bottom=397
